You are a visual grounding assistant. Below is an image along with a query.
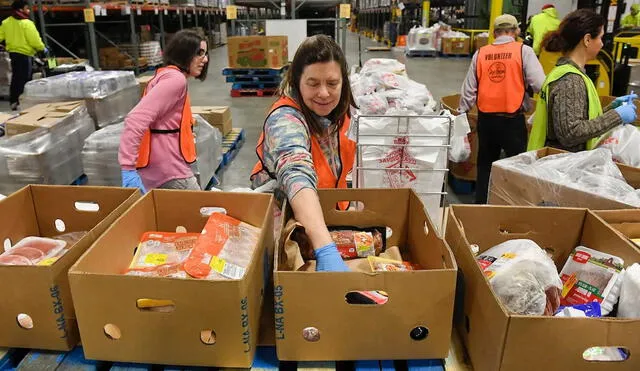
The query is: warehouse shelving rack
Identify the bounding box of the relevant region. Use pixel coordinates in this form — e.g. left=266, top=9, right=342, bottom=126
left=22, top=0, right=232, bottom=72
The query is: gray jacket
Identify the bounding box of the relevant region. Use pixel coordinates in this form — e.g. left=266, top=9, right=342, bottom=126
left=545, top=57, right=622, bottom=152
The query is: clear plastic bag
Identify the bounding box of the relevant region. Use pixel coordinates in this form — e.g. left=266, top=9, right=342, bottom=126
left=596, top=125, right=640, bottom=167
left=477, top=239, right=562, bottom=315
left=618, top=263, right=640, bottom=318
left=24, top=71, right=137, bottom=100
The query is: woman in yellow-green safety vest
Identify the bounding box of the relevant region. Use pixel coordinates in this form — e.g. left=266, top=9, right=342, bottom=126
left=528, top=9, right=637, bottom=153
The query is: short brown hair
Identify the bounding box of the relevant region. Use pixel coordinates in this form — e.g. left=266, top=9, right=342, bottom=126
left=279, top=35, right=357, bottom=136
left=163, top=30, right=208, bottom=81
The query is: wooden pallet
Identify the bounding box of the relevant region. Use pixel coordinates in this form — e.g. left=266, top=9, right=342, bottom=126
left=225, top=75, right=283, bottom=83
left=222, top=66, right=288, bottom=76
left=230, top=88, right=277, bottom=98
left=232, top=82, right=280, bottom=90
left=406, top=50, right=438, bottom=58
left=367, top=46, right=391, bottom=52
left=0, top=345, right=446, bottom=370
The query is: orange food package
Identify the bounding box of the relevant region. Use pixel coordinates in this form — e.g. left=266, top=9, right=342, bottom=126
left=125, top=232, right=200, bottom=278
left=184, top=212, right=261, bottom=280
left=367, top=256, right=419, bottom=272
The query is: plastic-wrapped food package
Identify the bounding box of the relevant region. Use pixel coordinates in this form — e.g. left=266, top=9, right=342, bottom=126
left=477, top=239, right=563, bottom=316
left=24, top=71, right=137, bottom=100
left=356, top=93, right=389, bottom=115
left=359, top=58, right=406, bottom=76
left=406, top=26, right=438, bottom=52
left=184, top=213, right=261, bottom=280
left=190, top=115, right=223, bottom=189
left=0, top=106, right=95, bottom=194
left=0, top=237, right=67, bottom=266
left=82, top=122, right=123, bottom=186
left=559, top=246, right=624, bottom=316
left=618, top=263, right=640, bottom=318
left=125, top=232, right=200, bottom=278
left=596, top=125, right=640, bottom=167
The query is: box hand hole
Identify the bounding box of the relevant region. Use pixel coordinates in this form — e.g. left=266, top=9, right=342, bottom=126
left=335, top=201, right=365, bottom=211
left=104, top=324, right=121, bottom=340
left=345, top=291, right=389, bottom=305
left=74, top=201, right=100, bottom=212
left=302, top=327, right=320, bottom=342
left=3, top=238, right=11, bottom=252
left=16, top=313, right=33, bottom=329
left=136, top=298, right=176, bottom=313
left=200, top=329, right=217, bottom=345
left=583, top=347, right=630, bottom=362
left=410, top=326, right=429, bottom=341
left=54, top=219, right=66, bottom=232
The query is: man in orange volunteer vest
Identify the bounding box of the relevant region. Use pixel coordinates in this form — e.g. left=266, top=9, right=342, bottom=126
left=459, top=14, right=545, bottom=204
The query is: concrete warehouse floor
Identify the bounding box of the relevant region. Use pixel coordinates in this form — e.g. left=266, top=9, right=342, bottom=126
left=0, top=31, right=473, bottom=204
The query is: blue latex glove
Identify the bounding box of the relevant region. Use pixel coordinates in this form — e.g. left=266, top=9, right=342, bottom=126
left=315, top=242, right=350, bottom=272
left=121, top=170, right=146, bottom=194
left=43, top=47, right=49, bottom=55
left=615, top=104, right=637, bottom=125
left=611, top=94, right=638, bottom=108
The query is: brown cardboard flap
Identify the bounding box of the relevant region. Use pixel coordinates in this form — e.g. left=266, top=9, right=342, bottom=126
left=594, top=209, right=640, bottom=239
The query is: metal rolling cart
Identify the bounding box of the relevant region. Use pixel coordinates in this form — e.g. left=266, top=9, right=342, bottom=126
left=352, top=113, right=452, bottom=231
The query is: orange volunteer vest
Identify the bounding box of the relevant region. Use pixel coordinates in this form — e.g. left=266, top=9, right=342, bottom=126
left=476, top=42, right=526, bottom=114
left=251, top=96, right=356, bottom=210
left=136, top=65, right=197, bottom=169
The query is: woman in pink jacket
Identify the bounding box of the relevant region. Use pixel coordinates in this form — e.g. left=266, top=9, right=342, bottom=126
left=118, top=30, right=209, bottom=192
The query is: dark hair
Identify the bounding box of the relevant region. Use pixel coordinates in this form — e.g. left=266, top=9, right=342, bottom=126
left=163, top=30, right=208, bottom=81
left=542, top=9, right=605, bottom=53
left=279, top=35, right=357, bottom=136
left=11, top=0, right=27, bottom=10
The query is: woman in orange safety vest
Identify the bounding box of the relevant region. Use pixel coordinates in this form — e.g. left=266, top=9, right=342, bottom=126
left=118, top=30, right=209, bottom=193
left=250, top=35, right=357, bottom=272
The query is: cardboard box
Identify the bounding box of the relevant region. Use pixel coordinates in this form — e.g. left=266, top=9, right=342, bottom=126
left=474, top=35, right=489, bottom=51
left=489, top=147, right=640, bottom=208
left=595, top=209, right=640, bottom=242
left=441, top=37, right=470, bottom=55
left=274, top=189, right=457, bottom=361
left=5, top=101, right=85, bottom=136
left=445, top=205, right=640, bottom=371
left=0, top=185, right=140, bottom=350
left=227, top=36, right=288, bottom=69
left=69, top=190, right=275, bottom=367
left=136, top=75, right=154, bottom=96
left=441, top=94, right=535, bottom=181
left=192, top=106, right=233, bottom=135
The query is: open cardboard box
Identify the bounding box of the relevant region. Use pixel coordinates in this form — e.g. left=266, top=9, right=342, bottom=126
left=445, top=205, right=640, bottom=371
left=489, top=147, right=640, bottom=209
left=68, top=190, right=274, bottom=367
left=595, top=209, right=640, bottom=245
left=0, top=185, right=140, bottom=350
left=274, top=189, right=457, bottom=361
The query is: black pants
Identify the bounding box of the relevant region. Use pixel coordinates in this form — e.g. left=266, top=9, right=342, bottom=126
left=475, top=112, right=527, bottom=204
left=9, top=52, right=33, bottom=106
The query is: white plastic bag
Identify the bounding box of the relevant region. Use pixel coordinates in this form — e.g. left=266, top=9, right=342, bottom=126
left=477, top=239, right=563, bottom=315
left=618, top=263, right=640, bottom=318
left=356, top=93, right=389, bottom=115
left=360, top=58, right=406, bottom=76
left=596, top=125, right=640, bottom=167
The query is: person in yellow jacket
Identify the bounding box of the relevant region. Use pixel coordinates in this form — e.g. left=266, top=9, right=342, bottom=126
left=622, top=4, right=640, bottom=28
left=527, top=4, right=561, bottom=55
left=0, top=0, right=46, bottom=110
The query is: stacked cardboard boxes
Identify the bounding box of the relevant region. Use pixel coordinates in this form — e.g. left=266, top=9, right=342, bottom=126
left=227, top=36, right=288, bottom=69
left=4, top=101, right=84, bottom=136
left=99, top=47, right=148, bottom=69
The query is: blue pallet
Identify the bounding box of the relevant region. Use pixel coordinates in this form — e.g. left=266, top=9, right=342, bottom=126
left=226, top=75, right=283, bottom=83
left=70, top=174, right=88, bottom=185
left=222, top=66, right=288, bottom=76
left=232, top=82, right=280, bottom=90
left=448, top=173, right=475, bottom=195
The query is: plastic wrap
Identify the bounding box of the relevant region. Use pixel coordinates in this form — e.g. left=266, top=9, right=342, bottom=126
left=359, top=58, right=406, bottom=76
left=0, top=106, right=95, bottom=194
left=82, top=122, right=123, bottom=186
left=477, top=239, right=563, bottom=316
left=0, top=237, right=67, bottom=266
left=184, top=212, right=261, bottom=280
left=490, top=148, right=640, bottom=207
left=24, top=71, right=137, bottom=100
left=191, top=115, right=223, bottom=189
left=125, top=232, right=200, bottom=278
left=618, top=263, right=640, bottom=318
left=0, top=51, right=11, bottom=93
left=86, top=85, right=140, bottom=128
left=406, top=26, right=438, bottom=53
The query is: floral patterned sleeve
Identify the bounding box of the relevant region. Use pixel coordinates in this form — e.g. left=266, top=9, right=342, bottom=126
left=262, top=107, right=318, bottom=200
